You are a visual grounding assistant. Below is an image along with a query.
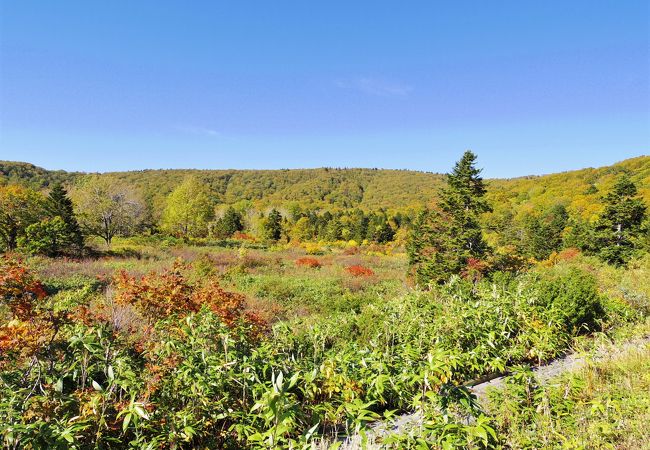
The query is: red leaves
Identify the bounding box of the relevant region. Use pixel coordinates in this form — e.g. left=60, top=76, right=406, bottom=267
left=461, top=257, right=488, bottom=283
left=345, top=265, right=374, bottom=277
left=111, top=261, right=267, bottom=332
left=0, top=255, right=52, bottom=366
left=295, top=257, right=321, bottom=269
left=556, top=248, right=580, bottom=261
left=232, top=231, right=256, bottom=241
left=0, top=255, right=47, bottom=320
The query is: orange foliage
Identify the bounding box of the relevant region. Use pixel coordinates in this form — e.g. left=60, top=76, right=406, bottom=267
left=112, top=264, right=193, bottom=319
left=232, top=231, right=256, bottom=241
left=345, top=265, right=374, bottom=277
left=0, top=319, right=53, bottom=366
left=0, top=255, right=47, bottom=320
left=111, top=261, right=267, bottom=332
left=0, top=256, right=52, bottom=366
left=295, top=257, right=322, bottom=269
left=556, top=247, right=581, bottom=261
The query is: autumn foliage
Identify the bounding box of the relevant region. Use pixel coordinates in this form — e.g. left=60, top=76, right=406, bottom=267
left=111, top=261, right=266, bottom=331
left=295, top=257, right=321, bottom=268
left=0, top=255, right=47, bottom=320
left=345, top=265, right=374, bottom=277
left=460, top=257, right=489, bottom=283
left=0, top=256, right=51, bottom=365
left=232, top=231, right=256, bottom=241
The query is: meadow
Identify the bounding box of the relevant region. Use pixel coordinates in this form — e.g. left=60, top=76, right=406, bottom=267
left=2, top=234, right=649, bottom=449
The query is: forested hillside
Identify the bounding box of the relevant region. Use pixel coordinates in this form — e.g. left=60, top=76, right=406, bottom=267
left=2, top=156, right=649, bottom=217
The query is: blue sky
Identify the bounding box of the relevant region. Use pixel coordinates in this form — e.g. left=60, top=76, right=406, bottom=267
left=0, top=1, right=648, bottom=177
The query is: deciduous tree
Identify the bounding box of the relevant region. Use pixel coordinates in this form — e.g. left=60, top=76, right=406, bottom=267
left=0, top=185, right=44, bottom=251
left=19, top=216, right=69, bottom=256
left=162, top=177, right=215, bottom=238
left=72, top=176, right=145, bottom=247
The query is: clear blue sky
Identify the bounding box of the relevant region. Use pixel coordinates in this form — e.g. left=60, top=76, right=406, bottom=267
left=1, top=1, right=648, bottom=177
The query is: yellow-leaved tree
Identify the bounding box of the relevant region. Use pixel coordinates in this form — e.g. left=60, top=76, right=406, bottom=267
left=162, top=176, right=215, bottom=238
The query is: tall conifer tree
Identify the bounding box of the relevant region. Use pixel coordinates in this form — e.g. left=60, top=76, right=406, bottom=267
left=594, top=174, right=646, bottom=265
left=407, top=151, right=491, bottom=284
left=264, top=209, right=283, bottom=242
left=46, top=183, right=84, bottom=252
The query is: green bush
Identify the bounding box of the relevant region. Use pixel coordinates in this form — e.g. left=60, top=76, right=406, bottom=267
left=18, top=217, right=68, bottom=256
left=535, top=268, right=604, bottom=333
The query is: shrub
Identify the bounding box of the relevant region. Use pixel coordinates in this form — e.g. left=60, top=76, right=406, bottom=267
left=0, top=255, right=47, bottom=319
left=18, top=216, right=69, bottom=256
left=303, top=243, right=324, bottom=255
left=536, top=268, right=605, bottom=332
left=232, top=231, right=256, bottom=241
left=460, top=257, right=489, bottom=283
left=0, top=256, right=52, bottom=366
left=556, top=247, right=581, bottom=261
left=295, top=257, right=321, bottom=269
left=111, top=261, right=266, bottom=332
left=345, top=265, right=374, bottom=277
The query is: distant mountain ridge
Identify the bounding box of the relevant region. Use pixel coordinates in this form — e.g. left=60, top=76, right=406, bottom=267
left=1, top=156, right=649, bottom=219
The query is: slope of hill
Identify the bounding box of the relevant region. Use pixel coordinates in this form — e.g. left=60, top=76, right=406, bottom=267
left=1, top=156, right=649, bottom=219
left=0, top=161, right=80, bottom=189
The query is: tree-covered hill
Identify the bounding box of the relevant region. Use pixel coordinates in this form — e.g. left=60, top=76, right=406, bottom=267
left=0, top=161, right=79, bottom=189
left=1, top=156, right=648, bottom=218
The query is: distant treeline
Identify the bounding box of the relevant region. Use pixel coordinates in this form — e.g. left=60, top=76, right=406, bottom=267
left=1, top=156, right=649, bottom=262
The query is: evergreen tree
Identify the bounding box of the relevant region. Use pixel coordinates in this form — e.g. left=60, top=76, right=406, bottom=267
left=46, top=183, right=84, bottom=252
left=371, top=215, right=395, bottom=243
left=324, top=216, right=343, bottom=241
left=263, top=209, right=283, bottom=242
left=563, top=217, right=596, bottom=252
left=517, top=204, right=568, bottom=260
left=407, top=151, right=491, bottom=284
left=594, top=174, right=647, bottom=265
left=441, top=151, right=491, bottom=259
left=407, top=208, right=456, bottom=285
left=211, top=206, right=244, bottom=238
left=349, top=209, right=369, bottom=242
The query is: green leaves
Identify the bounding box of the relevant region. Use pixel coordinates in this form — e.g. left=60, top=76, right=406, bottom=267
left=408, top=151, right=492, bottom=285
left=594, top=174, right=647, bottom=266
left=161, top=176, right=215, bottom=239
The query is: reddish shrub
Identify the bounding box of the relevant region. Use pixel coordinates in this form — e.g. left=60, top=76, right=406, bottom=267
left=0, top=255, right=47, bottom=320
left=295, top=257, right=322, bottom=269
left=343, top=246, right=360, bottom=255
left=557, top=247, right=581, bottom=261
left=461, top=257, right=489, bottom=283
left=232, top=232, right=256, bottom=241
left=0, top=256, right=52, bottom=366
left=112, top=263, right=193, bottom=319
left=111, top=261, right=267, bottom=333
left=345, top=265, right=374, bottom=277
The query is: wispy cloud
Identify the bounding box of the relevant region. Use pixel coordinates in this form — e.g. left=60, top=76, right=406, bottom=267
left=176, top=125, right=222, bottom=137
left=335, top=77, right=413, bottom=97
